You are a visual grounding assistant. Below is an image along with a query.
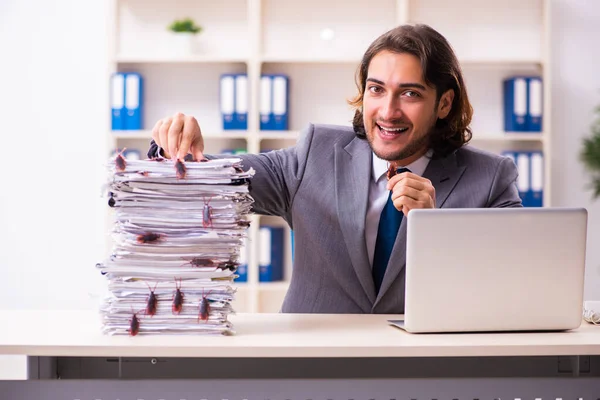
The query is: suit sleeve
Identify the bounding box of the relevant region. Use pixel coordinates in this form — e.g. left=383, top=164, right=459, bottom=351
left=147, top=124, right=316, bottom=218
left=487, top=156, right=523, bottom=208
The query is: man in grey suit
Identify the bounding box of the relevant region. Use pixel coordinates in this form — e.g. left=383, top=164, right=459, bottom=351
left=148, top=24, right=522, bottom=314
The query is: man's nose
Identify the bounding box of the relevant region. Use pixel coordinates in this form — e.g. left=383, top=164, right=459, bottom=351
left=380, top=95, right=403, bottom=120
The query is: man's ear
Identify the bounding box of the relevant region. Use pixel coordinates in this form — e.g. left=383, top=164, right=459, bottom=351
left=437, top=89, right=455, bottom=119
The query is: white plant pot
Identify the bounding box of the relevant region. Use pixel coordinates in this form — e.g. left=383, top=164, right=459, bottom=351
left=170, top=32, right=196, bottom=55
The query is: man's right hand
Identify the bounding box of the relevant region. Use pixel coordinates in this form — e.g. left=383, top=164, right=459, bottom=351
left=151, top=112, right=205, bottom=161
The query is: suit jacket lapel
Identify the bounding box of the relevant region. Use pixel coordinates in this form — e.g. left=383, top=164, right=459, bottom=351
left=374, top=151, right=467, bottom=307
left=335, top=137, right=376, bottom=305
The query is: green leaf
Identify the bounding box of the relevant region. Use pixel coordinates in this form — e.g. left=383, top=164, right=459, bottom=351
left=168, top=18, right=202, bottom=34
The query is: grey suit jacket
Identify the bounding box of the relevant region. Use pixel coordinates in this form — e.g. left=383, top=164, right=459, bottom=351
left=150, top=123, right=523, bottom=314
left=235, top=124, right=522, bottom=314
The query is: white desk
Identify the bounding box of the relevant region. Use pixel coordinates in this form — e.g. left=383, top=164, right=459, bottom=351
left=1, top=310, right=600, bottom=358
left=1, top=310, right=600, bottom=400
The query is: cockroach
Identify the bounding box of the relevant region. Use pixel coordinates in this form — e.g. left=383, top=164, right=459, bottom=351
left=237, top=220, right=251, bottom=228
left=108, top=193, right=116, bottom=207
left=172, top=278, right=184, bottom=314
left=202, top=198, right=213, bottom=228
left=145, top=282, right=159, bottom=317
left=137, top=232, right=162, bottom=244
left=180, top=257, right=215, bottom=268
left=128, top=308, right=143, bottom=336
left=219, top=263, right=236, bottom=272
left=198, top=290, right=212, bottom=322
left=175, top=159, right=187, bottom=179
left=115, top=148, right=127, bottom=172
left=138, top=171, right=149, bottom=177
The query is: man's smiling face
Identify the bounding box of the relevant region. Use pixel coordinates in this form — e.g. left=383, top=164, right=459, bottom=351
left=363, top=50, right=452, bottom=165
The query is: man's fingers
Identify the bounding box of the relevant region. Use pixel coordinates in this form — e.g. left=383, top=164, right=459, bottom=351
left=192, top=137, right=206, bottom=161
left=158, top=118, right=172, bottom=158
left=392, top=197, right=417, bottom=216
left=391, top=185, right=422, bottom=203
left=151, top=119, right=162, bottom=147
left=387, top=172, right=429, bottom=190
left=168, top=113, right=185, bottom=160
left=182, top=116, right=204, bottom=160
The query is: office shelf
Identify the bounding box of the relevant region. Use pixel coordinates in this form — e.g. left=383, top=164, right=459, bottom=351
left=108, top=0, right=552, bottom=313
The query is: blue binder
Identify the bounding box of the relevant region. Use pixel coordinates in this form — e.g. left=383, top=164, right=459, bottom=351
left=515, top=151, right=531, bottom=206
left=260, top=74, right=289, bottom=130
left=124, top=73, right=143, bottom=130
left=235, top=74, right=248, bottom=130
left=220, top=74, right=236, bottom=130
left=220, top=74, right=248, bottom=130
left=110, top=73, right=125, bottom=130
left=235, top=237, right=248, bottom=282
left=503, top=77, right=528, bottom=132
left=259, top=226, right=284, bottom=282
left=123, top=149, right=141, bottom=160
left=527, top=77, right=543, bottom=132
left=529, top=151, right=544, bottom=207
left=259, top=75, right=272, bottom=130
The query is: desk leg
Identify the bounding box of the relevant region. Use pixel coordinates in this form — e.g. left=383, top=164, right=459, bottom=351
left=26, top=357, right=56, bottom=380
left=572, top=355, right=580, bottom=377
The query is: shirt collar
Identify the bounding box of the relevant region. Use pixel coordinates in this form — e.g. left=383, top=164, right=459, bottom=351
left=372, top=149, right=433, bottom=182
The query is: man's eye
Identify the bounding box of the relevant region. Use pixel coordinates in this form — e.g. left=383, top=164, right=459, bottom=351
left=404, top=90, right=420, bottom=97
left=368, top=86, right=382, bottom=93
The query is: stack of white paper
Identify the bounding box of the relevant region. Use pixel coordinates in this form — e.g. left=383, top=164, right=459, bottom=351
left=97, top=155, right=254, bottom=336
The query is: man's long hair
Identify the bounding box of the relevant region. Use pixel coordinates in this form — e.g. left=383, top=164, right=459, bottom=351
left=348, top=24, right=473, bottom=158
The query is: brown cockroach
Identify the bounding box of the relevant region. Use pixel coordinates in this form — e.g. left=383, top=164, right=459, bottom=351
left=202, top=198, right=213, bottom=228
left=115, top=148, right=127, bottom=171
left=172, top=278, right=184, bottom=314
left=145, top=282, right=159, bottom=317
left=137, top=232, right=163, bottom=244
left=138, top=171, right=149, bottom=177
left=218, top=263, right=236, bottom=272
left=180, top=257, right=215, bottom=268
left=237, top=220, right=251, bottom=228
left=175, top=159, right=187, bottom=179
left=128, top=308, right=143, bottom=336
left=198, top=290, right=212, bottom=322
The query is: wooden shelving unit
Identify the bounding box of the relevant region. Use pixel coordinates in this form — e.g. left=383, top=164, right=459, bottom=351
left=108, top=0, right=551, bottom=313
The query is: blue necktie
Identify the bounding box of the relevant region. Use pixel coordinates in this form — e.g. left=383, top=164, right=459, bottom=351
left=372, top=167, right=410, bottom=295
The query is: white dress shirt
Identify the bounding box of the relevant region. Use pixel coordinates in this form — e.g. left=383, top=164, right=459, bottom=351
left=365, top=150, right=433, bottom=268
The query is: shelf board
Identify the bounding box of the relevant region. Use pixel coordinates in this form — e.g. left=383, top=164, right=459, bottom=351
left=112, top=130, right=543, bottom=144
left=111, top=130, right=251, bottom=140
left=471, top=133, right=544, bottom=142
left=257, top=282, right=290, bottom=292
left=259, top=131, right=300, bottom=140
left=259, top=55, right=542, bottom=67
left=115, top=55, right=248, bottom=64
left=459, top=58, right=543, bottom=67
left=260, top=55, right=361, bottom=64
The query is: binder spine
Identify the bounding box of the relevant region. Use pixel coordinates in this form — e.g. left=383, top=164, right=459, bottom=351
left=220, top=74, right=236, bottom=130
left=503, top=77, right=528, bottom=132
left=111, top=73, right=125, bottom=131
left=124, top=73, right=143, bottom=130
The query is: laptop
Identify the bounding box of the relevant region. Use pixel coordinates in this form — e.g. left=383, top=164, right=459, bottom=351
left=389, top=207, right=587, bottom=333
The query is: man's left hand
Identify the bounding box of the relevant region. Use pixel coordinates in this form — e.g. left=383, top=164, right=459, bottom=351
left=386, top=171, right=436, bottom=216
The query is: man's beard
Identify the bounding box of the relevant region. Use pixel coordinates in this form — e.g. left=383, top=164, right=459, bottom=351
left=367, top=124, right=433, bottom=162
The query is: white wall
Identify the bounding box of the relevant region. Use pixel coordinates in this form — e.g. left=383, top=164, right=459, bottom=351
left=0, top=0, right=109, bottom=378
left=0, top=0, right=109, bottom=311
left=550, top=0, right=600, bottom=299
left=0, top=0, right=599, bottom=379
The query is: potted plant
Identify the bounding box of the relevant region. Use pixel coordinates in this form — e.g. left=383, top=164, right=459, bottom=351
left=168, top=18, right=202, bottom=54
left=580, top=103, right=600, bottom=199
